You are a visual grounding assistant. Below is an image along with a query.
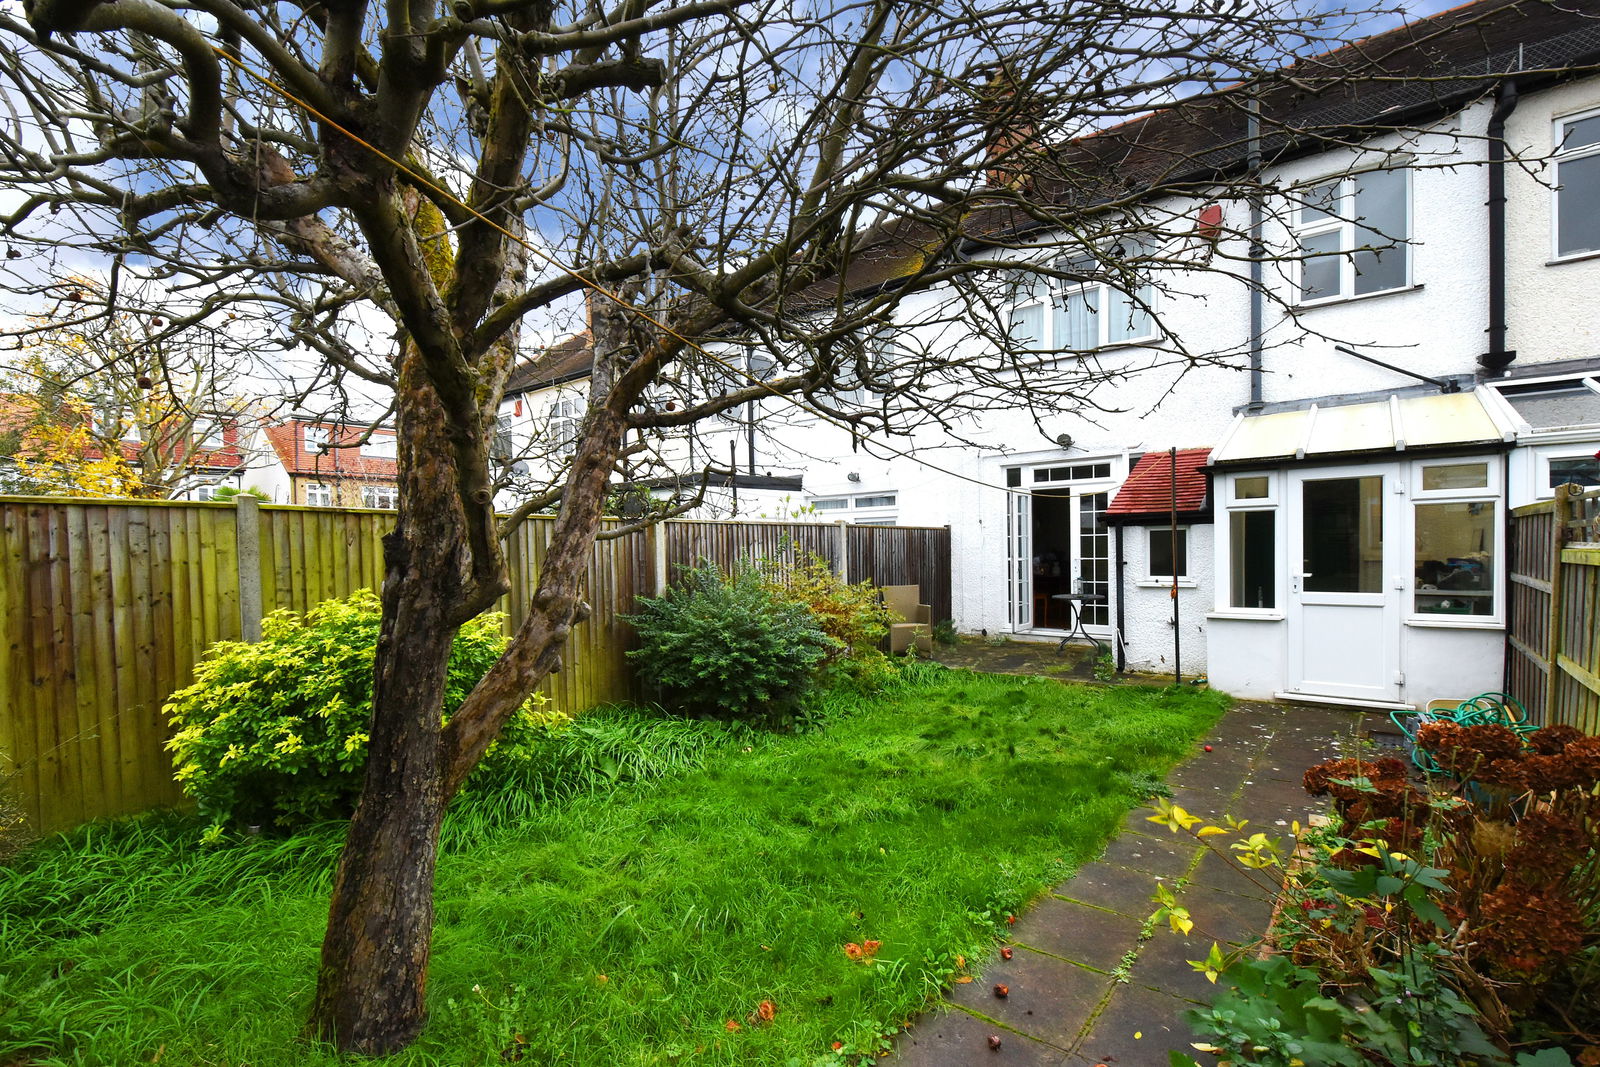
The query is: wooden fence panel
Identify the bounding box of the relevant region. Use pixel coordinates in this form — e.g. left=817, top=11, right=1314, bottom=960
left=1509, top=485, right=1600, bottom=731
left=846, top=525, right=953, bottom=623
left=664, top=519, right=840, bottom=576
left=0, top=500, right=241, bottom=831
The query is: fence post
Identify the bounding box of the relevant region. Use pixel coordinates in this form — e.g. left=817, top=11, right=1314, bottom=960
left=1544, top=484, right=1574, bottom=722
left=235, top=496, right=263, bottom=642
left=653, top=520, right=670, bottom=595
left=834, top=520, right=849, bottom=581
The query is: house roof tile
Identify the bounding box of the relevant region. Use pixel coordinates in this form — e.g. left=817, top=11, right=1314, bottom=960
left=1107, top=448, right=1212, bottom=521
left=263, top=419, right=398, bottom=481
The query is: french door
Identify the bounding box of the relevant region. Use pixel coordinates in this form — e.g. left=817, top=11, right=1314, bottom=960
left=1007, top=487, right=1112, bottom=632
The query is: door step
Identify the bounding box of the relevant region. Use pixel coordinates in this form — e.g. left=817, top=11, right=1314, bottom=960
left=1272, top=691, right=1416, bottom=712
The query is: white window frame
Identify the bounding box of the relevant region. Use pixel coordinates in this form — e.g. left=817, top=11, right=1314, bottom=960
left=193, top=418, right=225, bottom=450
left=804, top=493, right=898, bottom=524
left=305, top=425, right=329, bottom=452
left=361, top=484, right=399, bottom=509
left=1006, top=254, right=1159, bottom=354
left=1142, top=525, right=1193, bottom=586
left=1291, top=166, right=1412, bottom=305
left=1213, top=471, right=1282, bottom=618
left=1538, top=447, right=1600, bottom=499
left=1553, top=106, right=1600, bottom=260
left=547, top=398, right=581, bottom=456
left=305, top=483, right=332, bottom=507
left=1407, top=458, right=1502, bottom=628
left=361, top=434, right=397, bottom=460
left=194, top=482, right=222, bottom=502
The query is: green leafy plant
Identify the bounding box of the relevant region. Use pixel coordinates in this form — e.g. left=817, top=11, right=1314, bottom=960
left=1093, top=651, right=1116, bottom=682
left=764, top=554, right=898, bottom=690
left=626, top=562, right=834, bottom=723
left=931, top=618, right=958, bottom=646
left=166, top=589, right=561, bottom=835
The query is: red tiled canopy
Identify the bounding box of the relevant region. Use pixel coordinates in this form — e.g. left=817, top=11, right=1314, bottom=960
left=1106, top=448, right=1211, bottom=521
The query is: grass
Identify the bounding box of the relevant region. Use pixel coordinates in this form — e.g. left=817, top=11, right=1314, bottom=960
left=0, top=664, right=1226, bottom=1067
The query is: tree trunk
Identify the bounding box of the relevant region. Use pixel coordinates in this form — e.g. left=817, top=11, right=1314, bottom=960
left=308, top=347, right=471, bottom=1054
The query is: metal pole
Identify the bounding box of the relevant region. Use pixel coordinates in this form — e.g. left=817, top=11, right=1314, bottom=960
left=1170, top=447, right=1180, bottom=686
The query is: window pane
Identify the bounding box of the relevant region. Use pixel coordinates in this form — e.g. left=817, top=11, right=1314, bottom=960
left=1550, top=457, right=1600, bottom=488
left=1302, top=476, right=1383, bottom=593
left=1009, top=302, right=1044, bottom=349
left=1300, top=180, right=1340, bottom=226
left=1560, top=114, right=1600, bottom=151
left=1149, top=528, right=1187, bottom=578
left=1421, top=463, right=1487, bottom=491
left=1235, top=476, right=1268, bottom=500
left=854, top=495, right=895, bottom=507
left=1230, top=511, right=1275, bottom=609
left=1106, top=283, right=1153, bottom=343
left=1415, top=502, right=1494, bottom=616
left=1557, top=154, right=1600, bottom=257
left=1352, top=168, right=1408, bottom=295
left=1054, top=287, right=1100, bottom=350
left=810, top=498, right=848, bottom=510
left=1299, top=230, right=1342, bottom=301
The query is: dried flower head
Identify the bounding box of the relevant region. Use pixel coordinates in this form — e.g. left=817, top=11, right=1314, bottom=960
left=1474, top=886, right=1586, bottom=978
left=1529, top=724, right=1584, bottom=756
left=1509, top=810, right=1589, bottom=883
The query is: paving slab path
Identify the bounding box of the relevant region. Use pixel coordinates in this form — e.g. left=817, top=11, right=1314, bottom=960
left=886, top=700, right=1371, bottom=1067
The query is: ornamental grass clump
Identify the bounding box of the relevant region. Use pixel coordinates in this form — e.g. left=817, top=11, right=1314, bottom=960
left=165, top=589, right=561, bottom=838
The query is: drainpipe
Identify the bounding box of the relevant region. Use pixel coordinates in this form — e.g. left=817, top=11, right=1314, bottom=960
left=1247, top=96, right=1265, bottom=410
left=1170, top=447, right=1180, bottom=686
left=1481, top=81, right=1519, bottom=377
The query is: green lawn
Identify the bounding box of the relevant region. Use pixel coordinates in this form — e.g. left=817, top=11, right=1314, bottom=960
left=0, top=666, right=1226, bottom=1066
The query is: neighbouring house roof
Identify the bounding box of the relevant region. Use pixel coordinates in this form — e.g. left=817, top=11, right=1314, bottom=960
left=1106, top=448, right=1211, bottom=524
left=1209, top=388, right=1516, bottom=466
left=505, top=332, right=596, bottom=396
left=263, top=420, right=398, bottom=481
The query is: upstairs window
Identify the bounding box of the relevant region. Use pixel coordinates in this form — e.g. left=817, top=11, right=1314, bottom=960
left=361, top=434, right=396, bottom=460
left=548, top=399, right=581, bottom=456
left=1293, top=167, right=1410, bottom=302
left=1007, top=253, right=1156, bottom=352
left=304, top=425, right=329, bottom=452
left=193, top=418, right=225, bottom=450
left=491, top=416, right=513, bottom=464
left=1555, top=108, right=1600, bottom=258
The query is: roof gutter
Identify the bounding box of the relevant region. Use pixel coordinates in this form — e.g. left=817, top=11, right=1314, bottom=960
left=1481, top=79, right=1519, bottom=376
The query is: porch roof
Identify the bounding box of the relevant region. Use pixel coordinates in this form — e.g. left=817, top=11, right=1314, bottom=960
left=1208, top=388, right=1516, bottom=467
left=1106, top=448, right=1210, bottom=523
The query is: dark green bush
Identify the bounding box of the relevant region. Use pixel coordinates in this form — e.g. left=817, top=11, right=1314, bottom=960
left=165, top=589, right=562, bottom=837
left=626, top=562, right=834, bottom=722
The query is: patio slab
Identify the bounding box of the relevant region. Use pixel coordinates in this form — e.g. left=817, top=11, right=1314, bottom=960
left=1010, top=897, right=1145, bottom=973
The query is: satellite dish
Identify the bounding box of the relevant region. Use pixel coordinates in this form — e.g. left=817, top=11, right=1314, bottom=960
left=1055, top=433, right=1074, bottom=450
left=510, top=461, right=530, bottom=477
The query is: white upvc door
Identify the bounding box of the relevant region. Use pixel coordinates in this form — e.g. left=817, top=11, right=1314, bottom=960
left=1007, top=489, right=1032, bottom=630
left=1285, top=464, right=1404, bottom=704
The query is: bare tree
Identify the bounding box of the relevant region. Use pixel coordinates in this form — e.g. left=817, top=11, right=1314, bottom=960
left=0, top=0, right=1547, bottom=1052
left=0, top=279, right=267, bottom=497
